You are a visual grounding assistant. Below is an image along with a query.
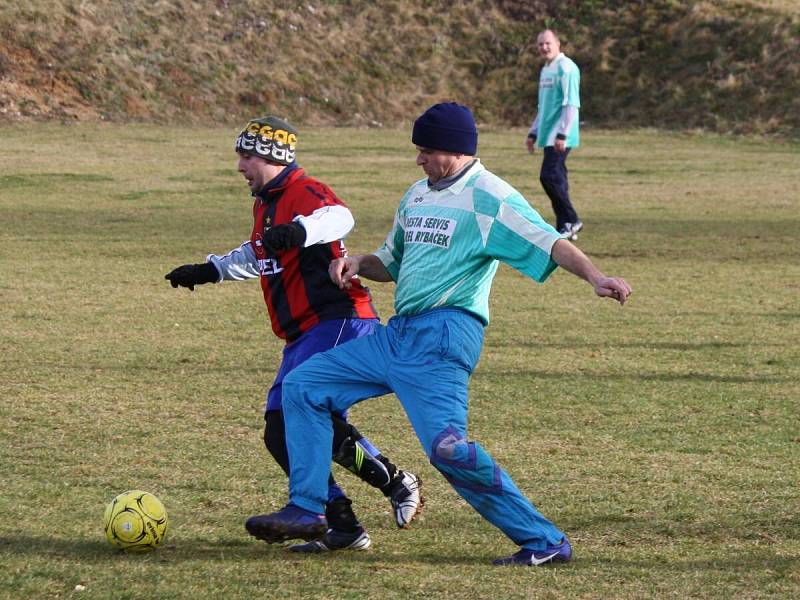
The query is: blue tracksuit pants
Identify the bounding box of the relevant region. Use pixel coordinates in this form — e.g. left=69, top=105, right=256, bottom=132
left=282, top=308, right=565, bottom=550
left=265, top=317, right=381, bottom=503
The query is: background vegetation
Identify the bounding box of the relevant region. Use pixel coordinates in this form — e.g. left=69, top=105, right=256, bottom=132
left=1, top=123, right=798, bottom=598
left=1, top=0, right=799, bottom=136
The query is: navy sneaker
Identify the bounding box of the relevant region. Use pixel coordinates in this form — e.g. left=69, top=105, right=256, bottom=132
left=288, top=526, right=372, bottom=553
left=492, top=537, right=572, bottom=566
left=245, top=504, right=327, bottom=543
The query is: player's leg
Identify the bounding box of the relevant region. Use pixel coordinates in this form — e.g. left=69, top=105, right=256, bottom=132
left=248, top=322, right=376, bottom=547
left=540, top=146, right=580, bottom=236
left=389, top=310, right=568, bottom=564
left=263, top=410, right=356, bottom=511
left=282, top=327, right=395, bottom=511
left=265, top=406, right=393, bottom=495
left=286, top=410, right=419, bottom=552
left=331, top=413, right=392, bottom=487
left=267, top=319, right=394, bottom=488
left=250, top=409, right=370, bottom=549
left=556, top=148, right=582, bottom=238
left=331, top=414, right=423, bottom=528
left=324, top=318, right=423, bottom=526
left=292, top=319, right=401, bottom=490
left=249, top=328, right=398, bottom=542
left=261, top=319, right=419, bottom=531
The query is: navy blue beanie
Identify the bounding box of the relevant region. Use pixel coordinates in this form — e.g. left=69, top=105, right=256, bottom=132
left=412, top=102, right=478, bottom=155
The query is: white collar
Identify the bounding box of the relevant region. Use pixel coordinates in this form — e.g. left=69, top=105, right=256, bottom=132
left=545, top=52, right=565, bottom=67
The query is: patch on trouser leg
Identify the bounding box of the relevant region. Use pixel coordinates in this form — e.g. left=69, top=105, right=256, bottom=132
left=429, top=426, right=503, bottom=494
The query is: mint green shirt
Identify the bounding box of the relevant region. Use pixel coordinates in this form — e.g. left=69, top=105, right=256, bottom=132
left=535, top=53, right=581, bottom=148
left=375, top=160, right=561, bottom=324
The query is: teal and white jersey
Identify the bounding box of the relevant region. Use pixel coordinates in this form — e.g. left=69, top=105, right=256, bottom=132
left=536, top=52, right=581, bottom=148
left=374, top=160, right=561, bottom=324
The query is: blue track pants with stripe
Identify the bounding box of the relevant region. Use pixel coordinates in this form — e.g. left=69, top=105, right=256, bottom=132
left=282, top=308, right=564, bottom=550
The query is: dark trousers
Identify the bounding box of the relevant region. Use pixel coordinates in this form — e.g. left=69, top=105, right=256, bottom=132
left=539, top=146, right=579, bottom=232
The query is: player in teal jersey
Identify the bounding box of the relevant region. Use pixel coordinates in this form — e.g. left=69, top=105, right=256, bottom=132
left=526, top=29, right=583, bottom=240
left=250, top=102, right=632, bottom=567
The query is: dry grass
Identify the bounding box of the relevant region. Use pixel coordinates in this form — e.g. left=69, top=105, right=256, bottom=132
left=0, top=1, right=798, bottom=136
left=1, top=121, right=798, bottom=598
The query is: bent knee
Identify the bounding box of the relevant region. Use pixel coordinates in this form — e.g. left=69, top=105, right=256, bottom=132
left=428, top=427, right=503, bottom=494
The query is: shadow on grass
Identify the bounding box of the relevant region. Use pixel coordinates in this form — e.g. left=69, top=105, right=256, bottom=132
left=476, top=369, right=790, bottom=384
left=581, top=554, right=799, bottom=576
left=0, top=536, right=487, bottom=567
left=3, top=534, right=796, bottom=575
left=571, top=512, right=800, bottom=539
left=490, top=340, right=775, bottom=351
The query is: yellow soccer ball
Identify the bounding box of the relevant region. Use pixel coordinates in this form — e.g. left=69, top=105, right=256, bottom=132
left=103, top=490, right=168, bottom=552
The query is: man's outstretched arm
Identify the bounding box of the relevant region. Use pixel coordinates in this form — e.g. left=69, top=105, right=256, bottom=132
left=550, top=239, right=632, bottom=304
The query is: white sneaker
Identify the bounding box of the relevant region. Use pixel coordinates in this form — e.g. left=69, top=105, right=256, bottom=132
left=288, top=527, right=372, bottom=553
left=562, top=221, right=583, bottom=241
left=386, top=471, right=423, bottom=528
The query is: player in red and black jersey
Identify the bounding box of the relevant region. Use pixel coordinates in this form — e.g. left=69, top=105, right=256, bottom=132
left=245, top=161, right=376, bottom=342
left=166, top=116, right=422, bottom=552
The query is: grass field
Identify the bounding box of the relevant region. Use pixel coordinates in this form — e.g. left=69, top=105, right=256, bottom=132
left=1, top=123, right=798, bottom=599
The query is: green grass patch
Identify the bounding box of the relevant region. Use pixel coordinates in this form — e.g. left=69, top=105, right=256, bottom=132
left=1, top=123, right=798, bottom=599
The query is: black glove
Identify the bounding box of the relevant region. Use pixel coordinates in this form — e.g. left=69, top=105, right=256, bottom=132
left=164, top=262, right=219, bottom=291
left=262, top=222, right=306, bottom=256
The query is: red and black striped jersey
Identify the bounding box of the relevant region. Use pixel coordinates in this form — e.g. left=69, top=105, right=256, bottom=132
left=250, top=167, right=378, bottom=342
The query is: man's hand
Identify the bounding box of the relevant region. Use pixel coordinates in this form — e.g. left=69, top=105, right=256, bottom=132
left=554, top=138, right=567, bottom=153
left=526, top=137, right=536, bottom=154
left=164, top=262, right=219, bottom=291
left=329, top=256, right=359, bottom=290
left=262, top=222, right=306, bottom=256
left=330, top=253, right=393, bottom=287
left=590, top=276, right=632, bottom=305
